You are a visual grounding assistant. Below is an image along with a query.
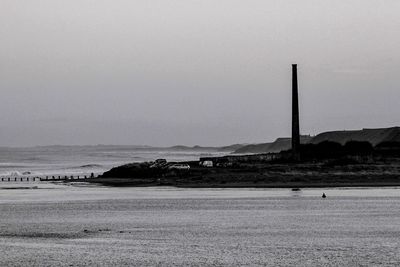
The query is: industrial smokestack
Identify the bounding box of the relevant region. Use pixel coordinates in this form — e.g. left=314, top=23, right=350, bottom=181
left=292, top=64, right=300, bottom=156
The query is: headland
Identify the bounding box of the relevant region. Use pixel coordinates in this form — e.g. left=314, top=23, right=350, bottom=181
left=86, top=131, right=400, bottom=188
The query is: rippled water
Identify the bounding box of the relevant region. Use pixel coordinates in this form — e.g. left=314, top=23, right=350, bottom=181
left=0, top=185, right=399, bottom=266
left=0, top=146, right=225, bottom=177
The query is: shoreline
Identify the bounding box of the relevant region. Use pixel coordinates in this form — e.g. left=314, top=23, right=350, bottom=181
left=86, top=155, right=400, bottom=189
left=81, top=177, right=400, bottom=188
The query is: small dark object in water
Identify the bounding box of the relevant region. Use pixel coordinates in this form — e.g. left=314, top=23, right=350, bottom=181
left=322, top=193, right=326, bottom=198
left=292, top=188, right=301, bottom=191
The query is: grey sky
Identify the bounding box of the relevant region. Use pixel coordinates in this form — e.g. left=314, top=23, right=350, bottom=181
left=1, top=0, right=399, bottom=146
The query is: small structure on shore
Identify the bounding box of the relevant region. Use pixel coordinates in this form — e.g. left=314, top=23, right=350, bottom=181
left=199, top=153, right=280, bottom=166
left=200, top=160, right=213, bottom=167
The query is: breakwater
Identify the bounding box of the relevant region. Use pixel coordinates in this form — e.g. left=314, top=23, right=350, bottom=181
left=0, top=174, right=99, bottom=182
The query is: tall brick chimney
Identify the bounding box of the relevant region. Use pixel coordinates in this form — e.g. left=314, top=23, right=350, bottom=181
left=292, top=64, right=300, bottom=156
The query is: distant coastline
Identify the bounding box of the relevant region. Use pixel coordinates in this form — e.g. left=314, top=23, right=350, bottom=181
left=83, top=126, right=400, bottom=188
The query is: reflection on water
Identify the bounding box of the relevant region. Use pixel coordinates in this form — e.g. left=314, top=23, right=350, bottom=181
left=0, top=186, right=400, bottom=266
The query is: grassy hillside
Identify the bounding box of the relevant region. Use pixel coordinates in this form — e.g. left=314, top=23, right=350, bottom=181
left=233, top=136, right=312, bottom=154
left=233, top=127, right=400, bottom=154
left=311, top=127, right=400, bottom=145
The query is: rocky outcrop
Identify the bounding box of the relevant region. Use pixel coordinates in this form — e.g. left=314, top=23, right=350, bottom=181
left=102, top=162, right=158, bottom=178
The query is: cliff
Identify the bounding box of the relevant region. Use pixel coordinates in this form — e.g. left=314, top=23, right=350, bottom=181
left=233, top=127, right=400, bottom=154
left=310, top=127, right=400, bottom=145
left=166, top=144, right=245, bottom=152
left=234, top=136, right=312, bottom=154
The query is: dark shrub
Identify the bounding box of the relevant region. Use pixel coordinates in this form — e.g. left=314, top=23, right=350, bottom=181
left=344, top=141, right=373, bottom=155
left=375, top=141, right=400, bottom=157
left=376, top=141, right=400, bottom=150
left=299, top=141, right=343, bottom=159
left=324, top=157, right=361, bottom=166
left=316, top=141, right=343, bottom=152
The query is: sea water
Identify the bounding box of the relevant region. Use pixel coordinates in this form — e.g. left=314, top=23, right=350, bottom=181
left=0, top=146, right=224, bottom=178
left=0, top=185, right=399, bottom=266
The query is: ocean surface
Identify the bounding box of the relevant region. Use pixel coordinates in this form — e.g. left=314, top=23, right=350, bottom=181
left=0, top=185, right=399, bottom=266
left=0, top=146, right=225, bottom=178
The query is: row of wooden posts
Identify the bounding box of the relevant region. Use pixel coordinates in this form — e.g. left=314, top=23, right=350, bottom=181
left=0, top=174, right=98, bottom=182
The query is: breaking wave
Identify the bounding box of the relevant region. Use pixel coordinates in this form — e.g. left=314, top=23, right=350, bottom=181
left=0, top=146, right=226, bottom=178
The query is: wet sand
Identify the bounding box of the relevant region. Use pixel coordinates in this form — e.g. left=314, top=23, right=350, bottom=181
left=1, top=185, right=400, bottom=266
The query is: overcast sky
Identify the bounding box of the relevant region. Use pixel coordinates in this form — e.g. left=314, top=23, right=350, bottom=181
left=1, top=0, right=399, bottom=146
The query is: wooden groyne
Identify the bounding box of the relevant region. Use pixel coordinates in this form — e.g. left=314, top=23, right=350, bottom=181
left=0, top=177, right=37, bottom=182
left=0, top=174, right=99, bottom=182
